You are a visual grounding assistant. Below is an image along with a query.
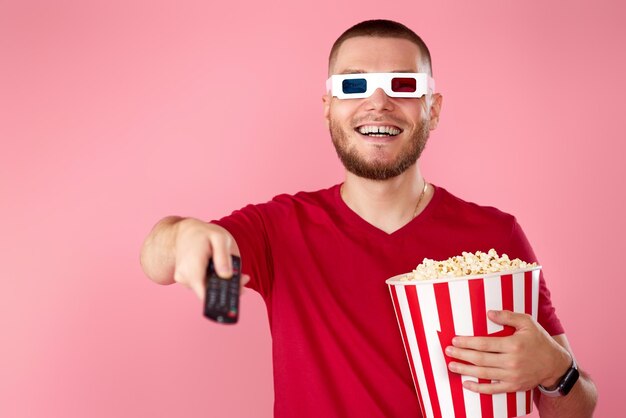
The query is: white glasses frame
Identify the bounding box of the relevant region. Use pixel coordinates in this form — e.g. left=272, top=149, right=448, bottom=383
left=326, top=72, right=435, bottom=99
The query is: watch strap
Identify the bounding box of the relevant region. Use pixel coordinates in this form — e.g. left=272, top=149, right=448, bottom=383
left=538, top=356, right=579, bottom=397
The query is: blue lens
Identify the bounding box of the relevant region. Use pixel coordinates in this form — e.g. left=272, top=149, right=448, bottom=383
left=342, top=78, right=367, bottom=94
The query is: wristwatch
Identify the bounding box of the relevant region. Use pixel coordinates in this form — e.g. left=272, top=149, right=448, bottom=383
left=537, top=356, right=580, bottom=397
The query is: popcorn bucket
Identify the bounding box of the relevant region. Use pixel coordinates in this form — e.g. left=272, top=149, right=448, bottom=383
left=386, top=267, right=541, bottom=418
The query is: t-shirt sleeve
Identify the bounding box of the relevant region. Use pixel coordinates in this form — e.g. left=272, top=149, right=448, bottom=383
left=211, top=204, right=274, bottom=300
left=504, top=218, right=565, bottom=336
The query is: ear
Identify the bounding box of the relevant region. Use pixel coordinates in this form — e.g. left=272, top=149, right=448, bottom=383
left=322, top=93, right=331, bottom=128
left=428, top=93, right=443, bottom=130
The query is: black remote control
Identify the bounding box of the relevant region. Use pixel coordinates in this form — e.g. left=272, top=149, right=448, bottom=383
left=204, top=255, right=241, bottom=324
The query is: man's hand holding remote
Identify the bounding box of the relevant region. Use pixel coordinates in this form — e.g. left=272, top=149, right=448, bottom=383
left=140, top=216, right=250, bottom=301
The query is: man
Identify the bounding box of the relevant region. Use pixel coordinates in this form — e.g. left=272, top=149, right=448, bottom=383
left=140, top=20, right=597, bottom=417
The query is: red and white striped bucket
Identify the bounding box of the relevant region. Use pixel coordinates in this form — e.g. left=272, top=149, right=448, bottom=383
left=386, top=267, right=541, bottom=418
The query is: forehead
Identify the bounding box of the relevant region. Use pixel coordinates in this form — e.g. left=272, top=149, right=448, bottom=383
left=332, top=36, right=422, bottom=74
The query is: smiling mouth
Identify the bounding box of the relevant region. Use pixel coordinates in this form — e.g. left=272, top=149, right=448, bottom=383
left=355, top=125, right=403, bottom=137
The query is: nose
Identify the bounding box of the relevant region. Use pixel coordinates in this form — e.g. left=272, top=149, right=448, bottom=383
left=364, top=88, right=394, bottom=111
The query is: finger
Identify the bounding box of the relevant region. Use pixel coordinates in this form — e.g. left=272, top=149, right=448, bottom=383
left=488, top=310, right=531, bottom=329
left=174, top=249, right=209, bottom=290
left=461, top=379, right=512, bottom=395
left=452, top=335, right=509, bottom=353
left=448, top=362, right=506, bottom=381
left=189, top=279, right=205, bottom=301
left=240, top=274, right=251, bottom=295
left=445, top=346, right=503, bottom=367
left=241, top=274, right=251, bottom=287
left=208, top=233, right=234, bottom=278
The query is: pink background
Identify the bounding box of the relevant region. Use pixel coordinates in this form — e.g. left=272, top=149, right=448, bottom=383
left=1, top=0, right=623, bottom=416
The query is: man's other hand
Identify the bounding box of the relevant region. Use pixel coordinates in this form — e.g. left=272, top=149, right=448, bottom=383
left=444, top=310, right=572, bottom=394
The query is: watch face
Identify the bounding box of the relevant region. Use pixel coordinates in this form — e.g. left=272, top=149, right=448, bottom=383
left=559, top=367, right=580, bottom=396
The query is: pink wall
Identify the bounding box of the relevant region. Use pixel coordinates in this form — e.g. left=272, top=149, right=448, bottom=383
left=1, top=0, right=623, bottom=416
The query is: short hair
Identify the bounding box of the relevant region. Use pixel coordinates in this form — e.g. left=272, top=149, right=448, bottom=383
left=328, top=19, right=433, bottom=77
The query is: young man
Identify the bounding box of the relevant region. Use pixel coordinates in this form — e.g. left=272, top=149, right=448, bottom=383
left=141, top=20, right=597, bottom=417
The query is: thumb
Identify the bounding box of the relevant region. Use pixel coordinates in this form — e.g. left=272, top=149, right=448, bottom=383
left=487, top=310, right=530, bottom=329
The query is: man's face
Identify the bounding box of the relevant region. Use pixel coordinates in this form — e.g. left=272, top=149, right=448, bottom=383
left=323, top=36, right=442, bottom=180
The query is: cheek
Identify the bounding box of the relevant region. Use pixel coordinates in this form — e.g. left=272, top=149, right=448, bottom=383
left=399, top=102, right=428, bottom=126
left=329, top=101, right=358, bottom=125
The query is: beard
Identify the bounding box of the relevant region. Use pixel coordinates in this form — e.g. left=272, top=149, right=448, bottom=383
left=329, top=117, right=430, bottom=181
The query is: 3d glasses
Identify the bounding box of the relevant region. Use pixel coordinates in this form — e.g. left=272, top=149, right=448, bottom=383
left=326, top=72, right=435, bottom=99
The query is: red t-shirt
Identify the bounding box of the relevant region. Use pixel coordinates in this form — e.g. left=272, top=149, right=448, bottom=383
left=213, top=184, right=564, bottom=418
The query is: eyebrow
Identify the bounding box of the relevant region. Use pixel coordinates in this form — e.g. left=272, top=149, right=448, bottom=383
left=338, top=69, right=417, bottom=74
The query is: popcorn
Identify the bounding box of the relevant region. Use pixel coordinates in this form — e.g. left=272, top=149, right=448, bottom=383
left=403, top=249, right=537, bottom=281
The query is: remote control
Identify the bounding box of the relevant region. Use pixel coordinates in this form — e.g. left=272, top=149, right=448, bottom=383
left=204, top=255, right=241, bottom=324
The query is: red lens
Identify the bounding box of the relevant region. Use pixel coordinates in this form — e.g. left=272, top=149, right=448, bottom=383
left=391, top=77, right=417, bottom=92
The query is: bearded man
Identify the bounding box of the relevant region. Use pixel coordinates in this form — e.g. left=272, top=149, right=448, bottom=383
left=140, top=19, right=597, bottom=417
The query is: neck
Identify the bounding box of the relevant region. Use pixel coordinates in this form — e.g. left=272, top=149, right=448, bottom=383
left=340, top=164, right=432, bottom=234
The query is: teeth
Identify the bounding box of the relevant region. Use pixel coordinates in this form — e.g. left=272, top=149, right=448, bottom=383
left=357, top=125, right=401, bottom=136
